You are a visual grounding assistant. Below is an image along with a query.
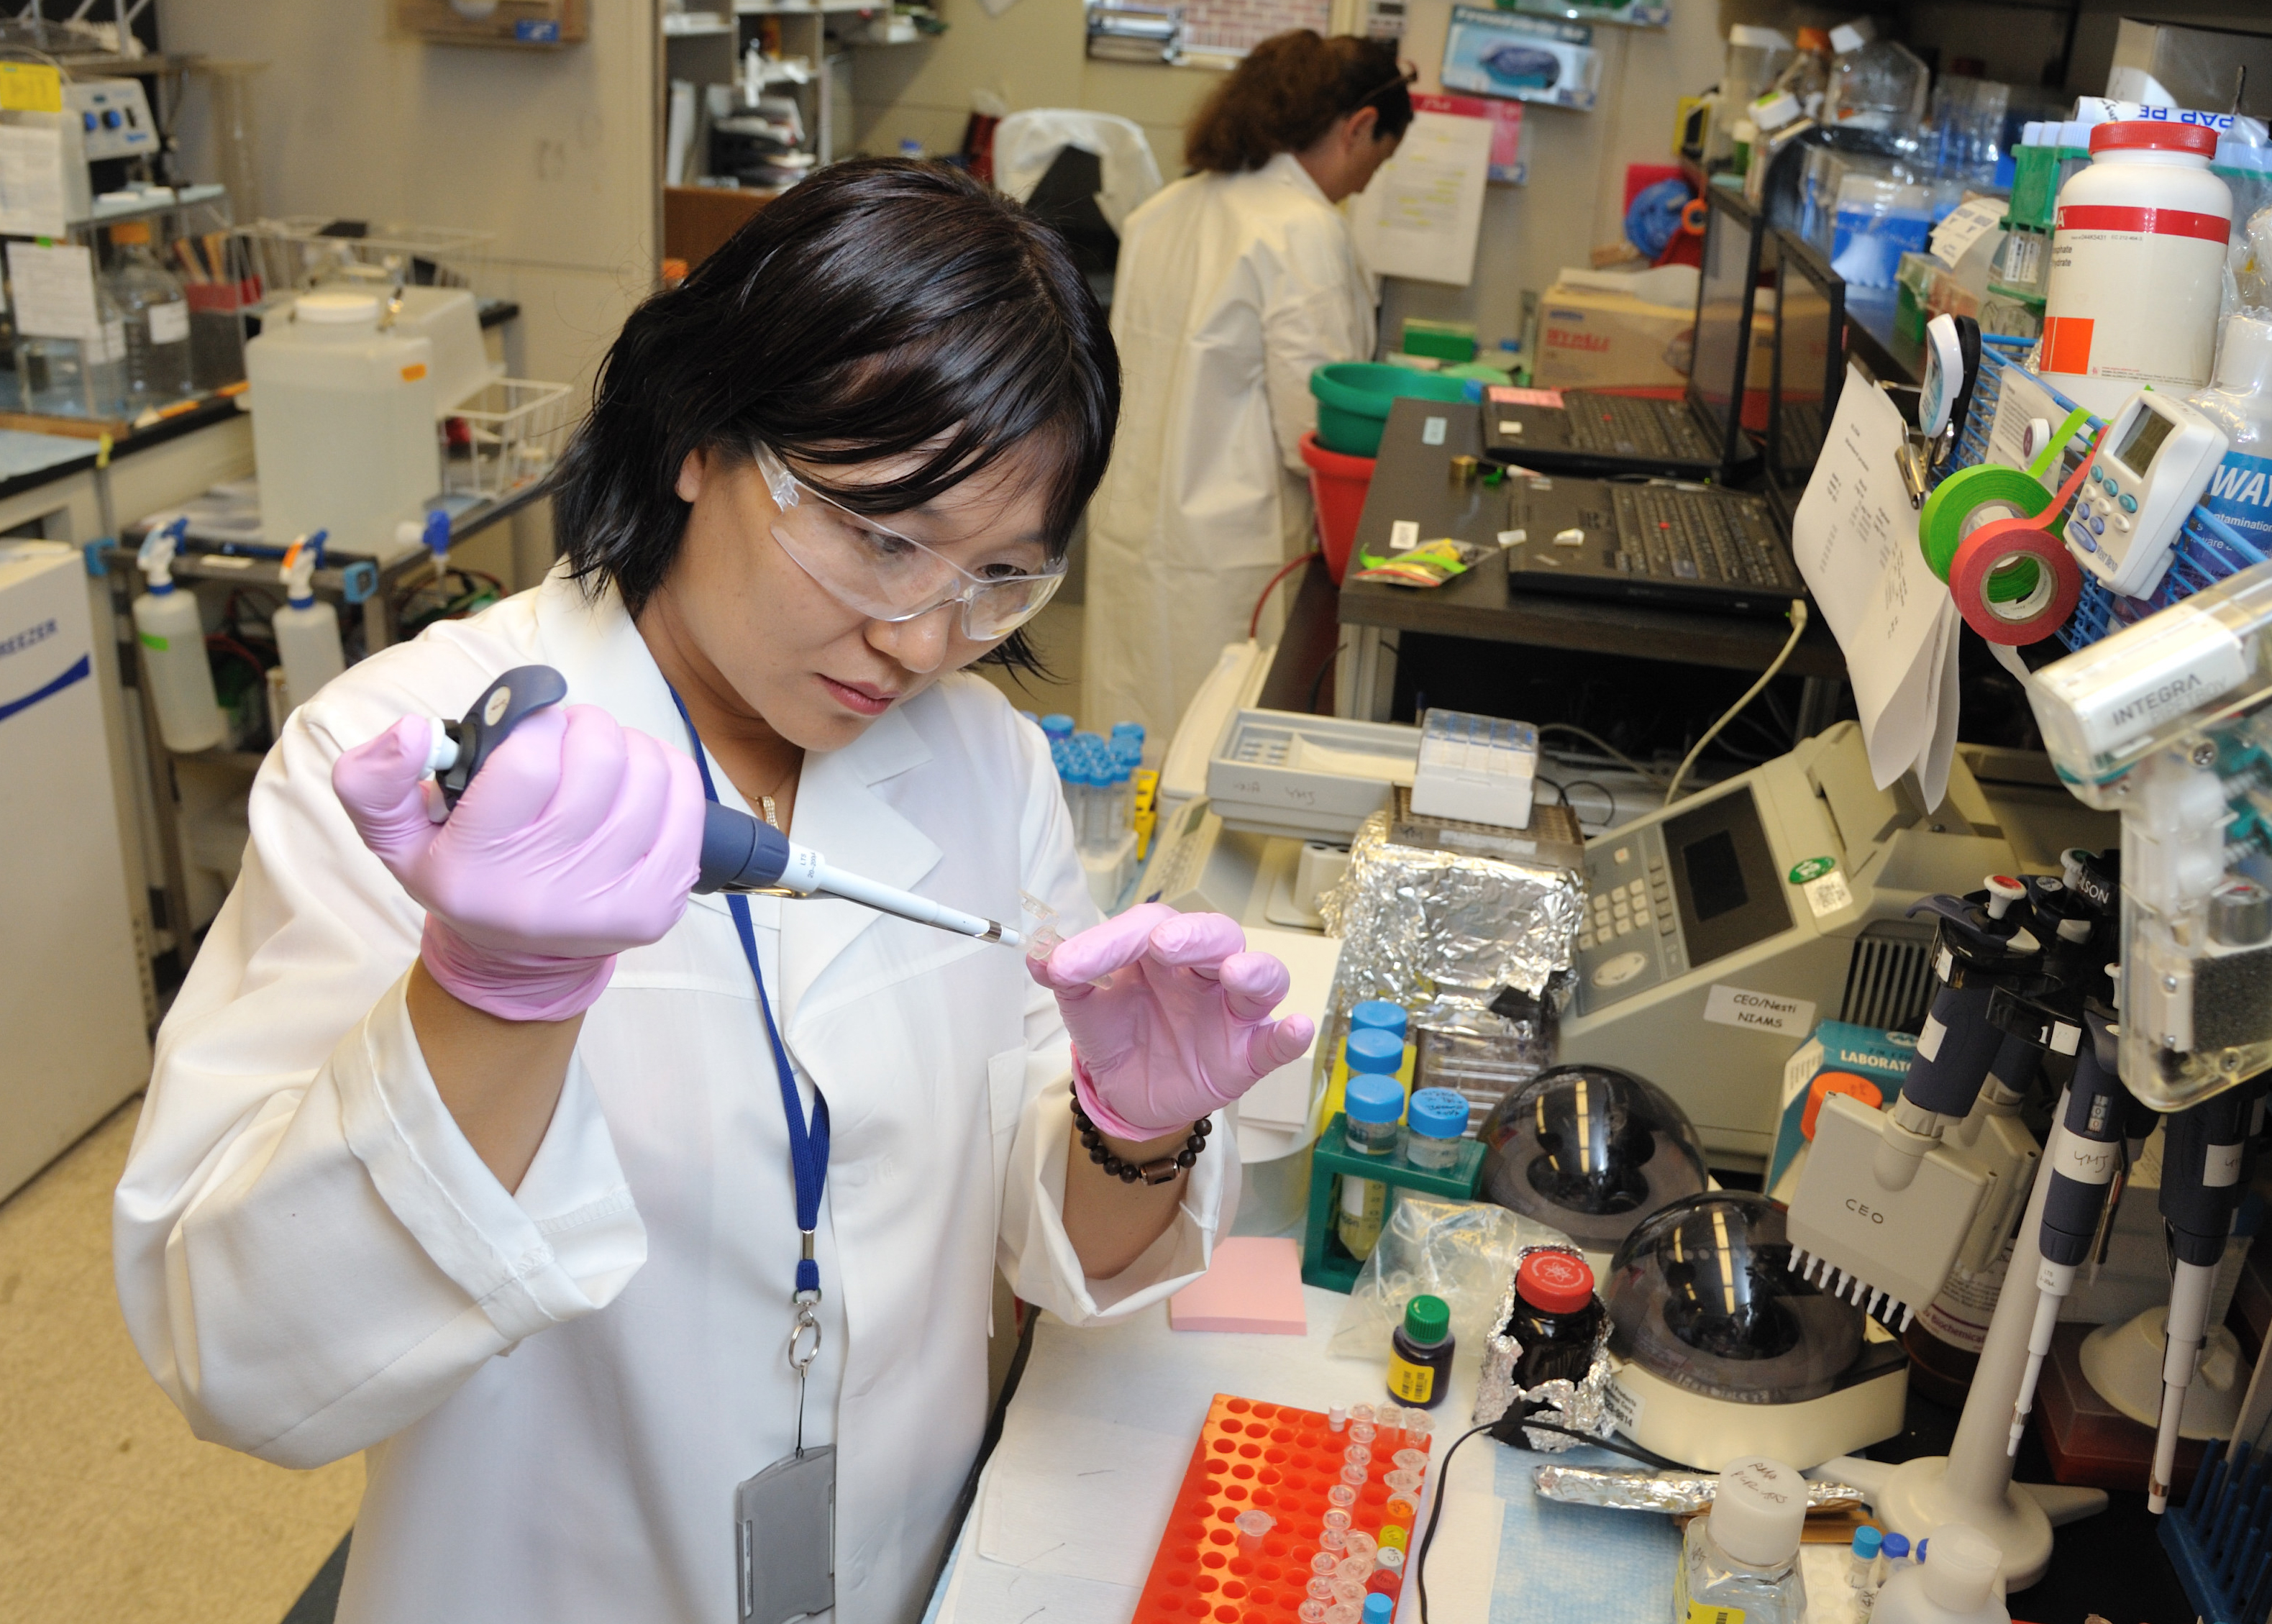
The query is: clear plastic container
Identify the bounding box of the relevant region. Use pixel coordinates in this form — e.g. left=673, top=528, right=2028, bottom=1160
left=1772, top=27, right=1832, bottom=121
left=107, top=219, right=192, bottom=406
left=1402, top=1086, right=1468, bottom=1169
left=1674, top=1458, right=1808, bottom=1624
left=1830, top=172, right=1933, bottom=289
left=2188, top=311, right=2272, bottom=556
left=246, top=290, right=439, bottom=557
left=1822, top=23, right=1927, bottom=133
left=14, top=265, right=128, bottom=419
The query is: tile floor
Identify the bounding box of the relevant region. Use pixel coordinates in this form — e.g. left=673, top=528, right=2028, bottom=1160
left=0, top=1100, right=363, bottom=1624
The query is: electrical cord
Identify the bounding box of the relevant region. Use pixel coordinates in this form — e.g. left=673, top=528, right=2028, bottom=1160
left=1416, top=1416, right=1684, bottom=1621
left=1536, top=724, right=1669, bottom=786
left=1249, top=549, right=1320, bottom=639
left=1664, top=599, right=1809, bottom=806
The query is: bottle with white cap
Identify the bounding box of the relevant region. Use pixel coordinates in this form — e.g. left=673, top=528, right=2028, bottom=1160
left=272, top=532, right=345, bottom=712
left=1871, top=1523, right=2009, bottom=1624
left=2189, top=311, right=2272, bottom=555
left=1673, top=1456, right=1809, bottom=1624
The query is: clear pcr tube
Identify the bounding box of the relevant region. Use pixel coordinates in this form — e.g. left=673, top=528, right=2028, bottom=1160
left=1343, top=1444, right=1372, bottom=1466
left=1392, top=1449, right=1428, bottom=1473
left=1328, top=1484, right=1357, bottom=1509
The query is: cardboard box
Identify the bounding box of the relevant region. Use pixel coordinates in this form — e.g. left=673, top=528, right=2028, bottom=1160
left=1766, top=1021, right=1916, bottom=1195
left=1530, top=280, right=1776, bottom=401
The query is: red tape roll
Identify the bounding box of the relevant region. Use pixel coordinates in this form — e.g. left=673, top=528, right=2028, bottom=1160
left=1950, top=516, right=2084, bottom=644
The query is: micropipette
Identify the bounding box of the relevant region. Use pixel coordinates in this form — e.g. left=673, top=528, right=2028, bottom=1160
left=416, top=665, right=1028, bottom=949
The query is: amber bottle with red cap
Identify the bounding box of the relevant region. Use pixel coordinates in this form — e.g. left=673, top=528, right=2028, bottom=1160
left=1505, top=1250, right=1604, bottom=1390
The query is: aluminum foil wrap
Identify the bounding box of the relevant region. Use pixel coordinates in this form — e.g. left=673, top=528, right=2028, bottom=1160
left=1530, top=1466, right=1869, bottom=1515
left=1318, top=808, right=1584, bottom=1036
left=1472, top=1244, right=1617, bottom=1452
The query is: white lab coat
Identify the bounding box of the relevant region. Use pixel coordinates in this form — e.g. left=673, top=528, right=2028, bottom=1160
left=112, top=567, right=1240, bottom=1624
left=1082, top=152, right=1376, bottom=737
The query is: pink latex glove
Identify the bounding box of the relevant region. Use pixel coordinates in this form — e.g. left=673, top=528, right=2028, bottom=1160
left=333, top=704, right=705, bottom=1021
left=1029, top=903, right=1316, bottom=1141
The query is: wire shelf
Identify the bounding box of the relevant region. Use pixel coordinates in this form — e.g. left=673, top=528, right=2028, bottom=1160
left=443, top=378, right=578, bottom=502
left=233, top=218, right=497, bottom=306
left=1930, top=339, right=2268, bottom=652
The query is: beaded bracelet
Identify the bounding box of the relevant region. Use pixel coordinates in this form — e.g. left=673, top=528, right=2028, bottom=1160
left=1071, top=1098, right=1212, bottom=1186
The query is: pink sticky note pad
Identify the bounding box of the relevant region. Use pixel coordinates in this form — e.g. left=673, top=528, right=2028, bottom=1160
left=1169, top=1237, right=1308, bottom=1335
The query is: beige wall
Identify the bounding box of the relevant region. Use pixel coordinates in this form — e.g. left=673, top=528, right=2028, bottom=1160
left=848, top=0, right=1227, bottom=176
left=163, top=0, right=659, bottom=396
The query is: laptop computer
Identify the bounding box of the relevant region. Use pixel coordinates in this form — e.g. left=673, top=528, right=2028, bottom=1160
left=1763, top=227, right=1847, bottom=526
left=1483, top=186, right=1767, bottom=483
left=1496, top=221, right=1817, bottom=618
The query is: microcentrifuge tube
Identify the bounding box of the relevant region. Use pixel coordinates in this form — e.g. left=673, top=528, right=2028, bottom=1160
left=1236, top=1510, right=1275, bottom=1553
left=1392, top=1449, right=1428, bottom=1473
left=1320, top=1528, right=1348, bottom=1553
left=1340, top=1464, right=1368, bottom=1487
left=1349, top=1421, right=1377, bottom=1445
left=1312, top=1553, right=1339, bottom=1577
left=1375, top=1546, right=1406, bottom=1577
left=1309, top=1575, right=1338, bottom=1600
left=1333, top=1578, right=1368, bottom=1605
left=1379, top=1524, right=1410, bottom=1551
left=1402, top=1413, right=1431, bottom=1441
left=1351, top=1403, right=1376, bottom=1423
left=1336, top=1556, right=1372, bottom=1586
left=1323, top=1509, right=1351, bottom=1535
left=1385, top=1496, right=1418, bottom=1525
left=1300, top=1602, right=1329, bottom=1623
left=1343, top=1443, right=1372, bottom=1467
left=1328, top=1484, right=1358, bottom=1509
left=1343, top=1531, right=1378, bottom=1564
left=1326, top=1605, right=1361, bottom=1624
left=1384, top=1469, right=1421, bottom=1494
left=1327, top=1405, right=1348, bottom=1432
left=1377, top=1405, right=1405, bottom=1429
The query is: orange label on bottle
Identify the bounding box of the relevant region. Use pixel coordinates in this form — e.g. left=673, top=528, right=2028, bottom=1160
left=2040, top=316, right=2094, bottom=375
left=1387, top=1353, right=1435, bottom=1404
left=401, top=363, right=428, bottom=382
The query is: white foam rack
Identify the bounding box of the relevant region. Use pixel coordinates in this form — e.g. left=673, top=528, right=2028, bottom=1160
left=1205, top=709, right=1420, bottom=842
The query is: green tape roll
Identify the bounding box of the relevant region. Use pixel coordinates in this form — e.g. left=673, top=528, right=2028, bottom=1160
left=1918, top=464, right=2055, bottom=582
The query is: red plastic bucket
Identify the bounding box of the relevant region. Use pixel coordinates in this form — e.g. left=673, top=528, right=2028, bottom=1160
left=1300, top=431, right=1375, bottom=584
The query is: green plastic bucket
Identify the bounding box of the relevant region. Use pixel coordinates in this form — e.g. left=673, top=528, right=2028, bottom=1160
left=1310, top=362, right=1475, bottom=458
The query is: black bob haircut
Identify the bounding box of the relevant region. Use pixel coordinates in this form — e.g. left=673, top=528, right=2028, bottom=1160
left=551, top=158, right=1120, bottom=673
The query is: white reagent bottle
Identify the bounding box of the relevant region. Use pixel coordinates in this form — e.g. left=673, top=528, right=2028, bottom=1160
left=273, top=531, right=345, bottom=713
left=1872, top=1523, right=2009, bottom=1624
left=1674, top=1456, right=1809, bottom=1624
left=132, top=523, right=227, bottom=752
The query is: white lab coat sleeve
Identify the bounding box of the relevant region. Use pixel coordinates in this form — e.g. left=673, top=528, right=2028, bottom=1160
left=1259, top=216, right=1376, bottom=477
left=990, top=711, right=1241, bottom=1323
left=113, top=678, right=647, bottom=1469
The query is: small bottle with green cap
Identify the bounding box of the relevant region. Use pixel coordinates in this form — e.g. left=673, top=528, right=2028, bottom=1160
left=1338, top=1070, right=1405, bottom=1260
left=1388, top=1293, right=1454, bottom=1409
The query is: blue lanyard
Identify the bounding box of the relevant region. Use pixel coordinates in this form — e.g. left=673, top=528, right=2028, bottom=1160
left=668, top=687, right=829, bottom=1303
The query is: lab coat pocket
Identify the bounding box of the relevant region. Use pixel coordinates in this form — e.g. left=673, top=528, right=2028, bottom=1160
left=985, top=1047, right=1028, bottom=1208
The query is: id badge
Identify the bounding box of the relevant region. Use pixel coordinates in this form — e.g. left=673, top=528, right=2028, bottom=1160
left=734, top=1445, right=836, bottom=1623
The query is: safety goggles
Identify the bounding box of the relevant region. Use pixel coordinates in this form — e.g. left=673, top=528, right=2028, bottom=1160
left=752, top=445, right=1066, bottom=642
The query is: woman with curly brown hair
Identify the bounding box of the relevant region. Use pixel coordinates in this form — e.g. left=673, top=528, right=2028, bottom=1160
left=1085, top=31, right=1412, bottom=736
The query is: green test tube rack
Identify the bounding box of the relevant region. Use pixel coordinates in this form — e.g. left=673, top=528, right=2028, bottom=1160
left=1300, top=1111, right=1487, bottom=1293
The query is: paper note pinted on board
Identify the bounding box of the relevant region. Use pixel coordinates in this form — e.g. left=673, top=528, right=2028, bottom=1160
left=1348, top=108, right=1493, bottom=287
left=1792, top=365, right=1961, bottom=806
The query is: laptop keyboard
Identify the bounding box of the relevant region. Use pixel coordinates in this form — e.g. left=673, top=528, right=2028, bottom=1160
left=1606, top=486, right=1799, bottom=588
left=1564, top=393, right=1717, bottom=461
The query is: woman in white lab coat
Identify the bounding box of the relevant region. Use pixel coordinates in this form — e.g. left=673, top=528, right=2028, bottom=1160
left=113, top=162, right=1311, bottom=1624
left=1084, top=32, right=1412, bottom=739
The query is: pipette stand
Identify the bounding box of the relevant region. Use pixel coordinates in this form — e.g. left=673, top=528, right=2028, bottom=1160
left=1819, top=1143, right=2107, bottom=1587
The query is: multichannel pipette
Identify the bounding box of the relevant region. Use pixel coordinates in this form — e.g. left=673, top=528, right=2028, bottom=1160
left=417, top=665, right=1028, bottom=949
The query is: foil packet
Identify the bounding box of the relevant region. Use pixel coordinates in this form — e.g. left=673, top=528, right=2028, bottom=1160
left=1318, top=807, right=1583, bottom=1036
left=1472, top=1244, right=1617, bottom=1452
left=1531, top=1465, right=1870, bottom=1515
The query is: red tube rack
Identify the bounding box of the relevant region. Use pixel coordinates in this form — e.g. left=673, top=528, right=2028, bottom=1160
left=1131, top=1393, right=1432, bottom=1623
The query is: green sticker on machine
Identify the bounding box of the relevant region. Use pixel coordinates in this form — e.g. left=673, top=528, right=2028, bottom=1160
left=1788, top=855, right=1837, bottom=885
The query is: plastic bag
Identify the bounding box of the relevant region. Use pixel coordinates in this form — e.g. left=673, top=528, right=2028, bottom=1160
left=1350, top=535, right=1497, bottom=588
left=1328, top=1194, right=1574, bottom=1361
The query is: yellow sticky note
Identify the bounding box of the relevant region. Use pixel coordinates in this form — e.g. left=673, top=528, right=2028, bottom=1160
left=0, top=63, right=63, bottom=114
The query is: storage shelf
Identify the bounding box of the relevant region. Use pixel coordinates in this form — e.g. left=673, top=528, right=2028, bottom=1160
left=662, top=11, right=736, bottom=32
left=78, top=183, right=227, bottom=228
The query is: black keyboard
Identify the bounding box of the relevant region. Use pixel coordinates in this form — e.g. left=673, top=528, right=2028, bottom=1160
left=1607, top=486, right=1798, bottom=588
left=1564, top=392, right=1717, bottom=460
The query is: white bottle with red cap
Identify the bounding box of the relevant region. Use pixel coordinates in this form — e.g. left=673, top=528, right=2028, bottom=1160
left=2039, top=120, right=2232, bottom=416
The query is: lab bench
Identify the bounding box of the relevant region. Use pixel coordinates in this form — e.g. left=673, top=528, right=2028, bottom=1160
left=1331, top=398, right=1847, bottom=737
left=922, top=1287, right=2192, bottom=1624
